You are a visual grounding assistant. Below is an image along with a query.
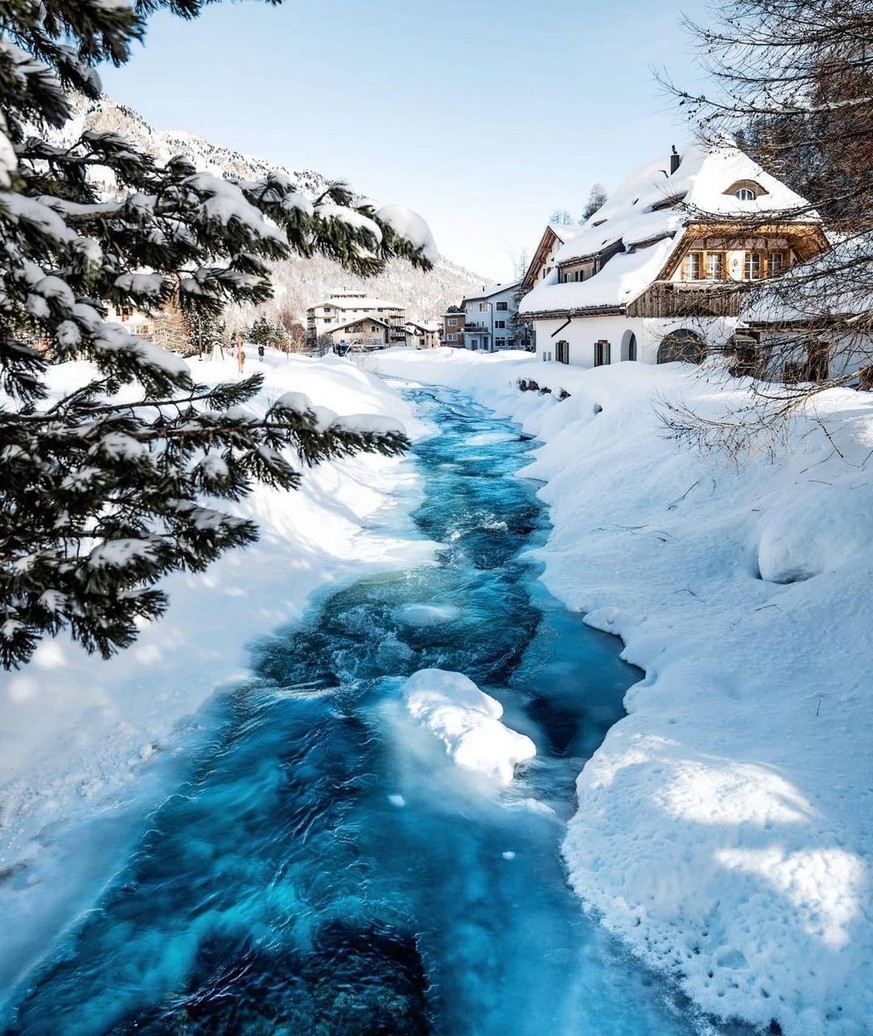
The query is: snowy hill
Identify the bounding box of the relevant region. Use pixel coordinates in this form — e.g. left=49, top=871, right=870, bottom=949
left=60, top=94, right=485, bottom=321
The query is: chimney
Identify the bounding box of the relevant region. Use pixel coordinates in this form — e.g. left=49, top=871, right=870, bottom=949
left=670, top=145, right=681, bottom=175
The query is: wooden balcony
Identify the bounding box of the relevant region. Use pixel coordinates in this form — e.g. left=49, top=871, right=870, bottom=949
left=628, top=281, right=743, bottom=319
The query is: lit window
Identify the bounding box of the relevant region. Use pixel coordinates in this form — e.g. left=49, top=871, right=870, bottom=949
left=736, top=188, right=756, bottom=201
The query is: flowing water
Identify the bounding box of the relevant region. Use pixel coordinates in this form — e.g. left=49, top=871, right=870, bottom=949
left=2, top=386, right=709, bottom=1035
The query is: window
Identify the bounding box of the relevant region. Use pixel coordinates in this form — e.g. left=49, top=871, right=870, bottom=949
left=495, top=302, right=508, bottom=311
left=744, top=252, right=763, bottom=280
left=768, top=251, right=785, bottom=276
left=495, top=320, right=506, bottom=329
left=705, top=252, right=724, bottom=280
left=448, top=317, right=458, bottom=327
left=542, top=351, right=552, bottom=362
left=447, top=333, right=457, bottom=342
left=495, top=337, right=506, bottom=348
left=594, top=340, right=611, bottom=366
left=735, top=188, right=756, bottom=201
left=556, top=340, right=569, bottom=364
left=684, top=252, right=703, bottom=280
left=479, top=302, right=489, bottom=312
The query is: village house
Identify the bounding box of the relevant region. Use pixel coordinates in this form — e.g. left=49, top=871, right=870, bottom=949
left=404, top=320, right=441, bottom=349
left=326, top=317, right=391, bottom=353
left=306, top=292, right=406, bottom=349
left=442, top=306, right=465, bottom=347
left=519, top=142, right=828, bottom=367
left=462, top=282, right=522, bottom=351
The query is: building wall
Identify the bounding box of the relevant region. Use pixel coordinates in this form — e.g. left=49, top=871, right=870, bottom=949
left=328, top=318, right=390, bottom=350
left=532, top=313, right=736, bottom=366
left=442, top=311, right=465, bottom=347
left=462, top=285, right=520, bottom=351
left=307, top=298, right=405, bottom=345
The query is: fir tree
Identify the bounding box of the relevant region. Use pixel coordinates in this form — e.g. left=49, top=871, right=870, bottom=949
left=580, top=182, right=608, bottom=222
left=0, top=0, right=435, bottom=668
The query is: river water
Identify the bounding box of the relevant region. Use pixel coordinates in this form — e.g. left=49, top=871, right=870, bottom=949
left=3, top=385, right=710, bottom=1035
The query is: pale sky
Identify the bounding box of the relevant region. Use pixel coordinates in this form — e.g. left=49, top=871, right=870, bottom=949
left=101, top=0, right=712, bottom=282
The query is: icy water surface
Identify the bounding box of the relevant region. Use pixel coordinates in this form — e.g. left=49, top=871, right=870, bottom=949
left=3, top=386, right=709, bottom=1035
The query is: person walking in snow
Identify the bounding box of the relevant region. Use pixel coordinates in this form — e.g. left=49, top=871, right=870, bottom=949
left=257, top=344, right=265, bottom=363
left=236, top=334, right=246, bottom=374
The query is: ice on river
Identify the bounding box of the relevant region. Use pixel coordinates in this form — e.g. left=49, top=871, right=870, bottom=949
left=397, top=602, right=462, bottom=626
left=401, top=668, right=536, bottom=785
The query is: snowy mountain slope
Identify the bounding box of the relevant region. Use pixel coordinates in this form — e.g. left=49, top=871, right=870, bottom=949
left=60, top=94, right=484, bottom=320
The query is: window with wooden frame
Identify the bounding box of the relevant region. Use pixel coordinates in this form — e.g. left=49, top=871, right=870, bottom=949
left=684, top=252, right=703, bottom=280
left=768, top=251, right=786, bottom=276
left=705, top=252, right=725, bottom=280
left=555, top=340, right=569, bottom=364
left=594, top=340, right=610, bottom=366
left=744, top=251, right=763, bottom=280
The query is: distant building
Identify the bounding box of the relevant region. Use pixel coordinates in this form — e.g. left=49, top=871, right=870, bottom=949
left=327, top=317, right=391, bottom=352
left=461, top=282, right=522, bottom=352
left=520, top=141, right=828, bottom=367
left=405, top=321, right=441, bottom=349
left=306, top=292, right=405, bottom=349
left=442, top=306, right=465, bottom=347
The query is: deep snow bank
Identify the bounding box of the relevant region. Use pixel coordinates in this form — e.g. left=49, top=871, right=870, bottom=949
left=0, top=350, right=432, bottom=994
left=368, top=348, right=873, bottom=1036
left=401, top=668, right=536, bottom=785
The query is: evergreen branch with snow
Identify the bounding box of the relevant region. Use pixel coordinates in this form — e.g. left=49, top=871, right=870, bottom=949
left=0, top=0, right=429, bottom=667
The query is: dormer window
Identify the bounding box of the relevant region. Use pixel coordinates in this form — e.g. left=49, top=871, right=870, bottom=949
left=725, top=179, right=768, bottom=201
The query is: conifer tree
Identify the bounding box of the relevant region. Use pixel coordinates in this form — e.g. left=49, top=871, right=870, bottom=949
left=0, top=0, right=436, bottom=667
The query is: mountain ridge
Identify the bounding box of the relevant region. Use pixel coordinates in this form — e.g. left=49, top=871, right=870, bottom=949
left=62, top=94, right=486, bottom=323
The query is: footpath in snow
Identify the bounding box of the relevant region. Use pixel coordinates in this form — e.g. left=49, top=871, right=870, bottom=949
left=368, top=347, right=873, bottom=1036
left=0, top=349, right=434, bottom=997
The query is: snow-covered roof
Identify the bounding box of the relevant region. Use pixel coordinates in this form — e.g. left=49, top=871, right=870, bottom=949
left=407, top=320, right=440, bottom=332
left=521, top=140, right=818, bottom=317
left=316, top=295, right=403, bottom=310
left=741, top=236, right=866, bottom=325
left=329, top=317, right=390, bottom=333
left=462, top=281, right=521, bottom=304
left=548, top=222, right=583, bottom=244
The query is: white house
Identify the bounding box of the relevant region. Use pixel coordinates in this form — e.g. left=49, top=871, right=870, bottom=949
left=520, top=142, right=828, bottom=367
left=521, top=223, right=583, bottom=293
left=306, top=292, right=406, bottom=348
left=462, top=282, right=522, bottom=351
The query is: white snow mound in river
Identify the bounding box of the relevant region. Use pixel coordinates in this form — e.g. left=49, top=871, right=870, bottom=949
left=401, top=668, right=536, bottom=785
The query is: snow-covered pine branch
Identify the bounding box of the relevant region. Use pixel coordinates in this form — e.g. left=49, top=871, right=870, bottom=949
left=0, top=0, right=433, bottom=667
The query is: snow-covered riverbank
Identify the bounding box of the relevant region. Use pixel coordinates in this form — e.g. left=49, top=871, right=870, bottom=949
left=369, top=347, right=873, bottom=1036
left=0, top=350, right=434, bottom=995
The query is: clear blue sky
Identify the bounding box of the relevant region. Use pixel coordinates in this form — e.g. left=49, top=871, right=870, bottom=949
left=101, top=0, right=712, bottom=281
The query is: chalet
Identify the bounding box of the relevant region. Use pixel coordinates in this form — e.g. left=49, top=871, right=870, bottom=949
left=327, top=317, right=390, bottom=352
left=462, top=282, right=522, bottom=352
left=306, top=292, right=405, bottom=349
left=520, top=142, right=828, bottom=367
left=405, top=320, right=441, bottom=349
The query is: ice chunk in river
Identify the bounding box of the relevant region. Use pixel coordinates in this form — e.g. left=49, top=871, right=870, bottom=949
left=401, top=668, right=536, bottom=785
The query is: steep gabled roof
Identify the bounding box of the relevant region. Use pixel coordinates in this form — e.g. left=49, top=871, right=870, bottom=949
left=329, top=317, right=390, bottom=333
left=462, top=281, right=521, bottom=305
left=521, top=140, right=819, bottom=317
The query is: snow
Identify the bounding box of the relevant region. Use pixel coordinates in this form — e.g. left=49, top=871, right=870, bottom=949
left=401, top=668, right=537, bottom=785
left=375, top=204, right=439, bottom=265
left=0, top=348, right=432, bottom=996
left=3, top=337, right=871, bottom=1034
left=367, top=347, right=873, bottom=1036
